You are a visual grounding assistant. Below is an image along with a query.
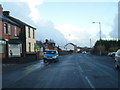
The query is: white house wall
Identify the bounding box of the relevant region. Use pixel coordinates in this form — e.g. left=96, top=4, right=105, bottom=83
left=59, top=46, right=66, bottom=50
left=25, top=26, right=36, bottom=53
left=65, top=44, right=74, bottom=51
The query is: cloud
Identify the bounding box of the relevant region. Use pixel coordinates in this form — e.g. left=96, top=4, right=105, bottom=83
left=19, top=1, right=68, bottom=46
left=109, top=14, right=118, bottom=39
left=1, top=1, right=67, bottom=46
left=55, top=23, right=101, bottom=47
left=20, top=0, right=43, bottom=24
left=36, top=20, right=67, bottom=46
left=1, top=1, right=108, bottom=47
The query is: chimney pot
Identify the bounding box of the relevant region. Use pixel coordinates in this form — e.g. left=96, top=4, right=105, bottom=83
left=3, top=11, right=10, bottom=16
left=0, top=4, right=3, bottom=15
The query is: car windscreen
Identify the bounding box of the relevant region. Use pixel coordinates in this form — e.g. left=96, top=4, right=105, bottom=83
left=117, top=50, right=120, bottom=56
left=46, top=51, right=56, bottom=54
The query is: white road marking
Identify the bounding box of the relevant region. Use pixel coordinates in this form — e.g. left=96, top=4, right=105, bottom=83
left=78, top=65, right=84, bottom=72
left=85, top=76, right=95, bottom=89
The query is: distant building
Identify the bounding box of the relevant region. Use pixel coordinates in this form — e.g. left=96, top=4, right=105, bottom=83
left=0, top=5, right=22, bottom=58
left=3, top=10, right=36, bottom=56
left=76, top=47, right=81, bottom=52
left=36, top=41, right=44, bottom=52
left=43, top=39, right=59, bottom=51
left=59, top=46, right=66, bottom=51
left=64, top=43, right=77, bottom=52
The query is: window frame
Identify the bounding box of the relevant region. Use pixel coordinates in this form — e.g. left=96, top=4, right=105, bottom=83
left=14, top=26, right=17, bottom=36
left=4, top=23, right=8, bottom=35
left=0, top=40, right=6, bottom=54
left=8, top=23, right=11, bottom=35
left=33, top=29, right=35, bottom=39
left=28, top=27, right=30, bottom=38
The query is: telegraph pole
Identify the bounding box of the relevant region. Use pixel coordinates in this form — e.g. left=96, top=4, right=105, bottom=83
left=92, top=22, right=102, bottom=56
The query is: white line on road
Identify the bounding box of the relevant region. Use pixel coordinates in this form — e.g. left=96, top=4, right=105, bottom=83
left=85, top=76, right=95, bottom=89
left=78, top=65, right=84, bottom=72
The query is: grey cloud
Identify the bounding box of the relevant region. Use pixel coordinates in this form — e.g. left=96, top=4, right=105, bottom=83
left=36, top=22, right=67, bottom=46
left=1, top=2, right=67, bottom=46
left=1, top=2, right=35, bottom=26
left=109, top=14, right=118, bottom=39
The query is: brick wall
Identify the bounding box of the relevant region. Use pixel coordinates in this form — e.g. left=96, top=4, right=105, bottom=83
left=2, top=53, right=38, bottom=64
left=0, top=4, right=3, bottom=15
left=2, top=22, right=21, bottom=39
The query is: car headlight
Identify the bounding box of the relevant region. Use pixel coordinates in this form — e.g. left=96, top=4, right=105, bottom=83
left=52, top=56, right=57, bottom=59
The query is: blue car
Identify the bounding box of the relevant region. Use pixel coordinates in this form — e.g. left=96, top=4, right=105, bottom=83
left=43, top=50, right=59, bottom=63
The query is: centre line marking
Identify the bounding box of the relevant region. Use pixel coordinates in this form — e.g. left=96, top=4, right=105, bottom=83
left=85, top=76, right=95, bottom=89
left=78, top=65, right=83, bottom=72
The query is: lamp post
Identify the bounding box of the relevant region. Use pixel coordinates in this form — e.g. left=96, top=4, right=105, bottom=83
left=92, top=22, right=102, bottom=56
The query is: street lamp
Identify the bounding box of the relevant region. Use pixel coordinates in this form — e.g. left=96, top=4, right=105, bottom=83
left=92, top=22, right=102, bottom=56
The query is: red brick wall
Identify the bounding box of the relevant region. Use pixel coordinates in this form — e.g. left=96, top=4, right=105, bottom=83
left=0, top=20, right=21, bottom=59
left=0, top=20, right=2, bottom=38
left=0, top=53, right=6, bottom=58
left=2, top=22, right=21, bottom=39
left=0, top=4, right=3, bottom=15
left=48, top=44, right=54, bottom=50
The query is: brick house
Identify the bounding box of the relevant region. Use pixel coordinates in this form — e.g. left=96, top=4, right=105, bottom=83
left=3, top=11, right=36, bottom=57
left=43, top=39, right=56, bottom=51
left=0, top=5, right=22, bottom=58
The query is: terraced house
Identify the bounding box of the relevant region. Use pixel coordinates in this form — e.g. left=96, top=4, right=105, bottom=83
left=3, top=11, right=36, bottom=57
left=0, top=4, right=36, bottom=60
left=0, top=5, right=22, bottom=58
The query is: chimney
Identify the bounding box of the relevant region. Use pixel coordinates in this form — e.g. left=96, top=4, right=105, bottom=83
left=45, top=39, right=49, bottom=43
left=0, top=4, right=3, bottom=15
left=3, top=11, right=10, bottom=16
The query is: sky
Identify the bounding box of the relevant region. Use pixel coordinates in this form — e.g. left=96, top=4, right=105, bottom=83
left=0, top=0, right=118, bottom=47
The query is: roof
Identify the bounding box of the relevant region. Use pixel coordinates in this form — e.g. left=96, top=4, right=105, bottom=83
left=6, top=15, right=36, bottom=30
left=65, top=43, right=76, bottom=47
left=0, top=15, right=19, bottom=27
left=36, top=41, right=45, bottom=48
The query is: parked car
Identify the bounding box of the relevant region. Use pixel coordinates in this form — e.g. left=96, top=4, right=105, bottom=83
left=108, top=52, right=116, bottom=57
left=43, top=50, right=59, bottom=63
left=115, top=49, right=120, bottom=69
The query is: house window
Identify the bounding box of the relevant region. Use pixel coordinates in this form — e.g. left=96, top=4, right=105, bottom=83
left=28, top=27, right=30, bottom=38
left=33, top=29, right=34, bottom=39
left=14, top=26, right=17, bottom=36
left=0, top=40, right=6, bottom=54
left=8, top=24, right=11, bottom=35
left=4, top=23, right=8, bottom=34
left=29, top=42, right=31, bottom=52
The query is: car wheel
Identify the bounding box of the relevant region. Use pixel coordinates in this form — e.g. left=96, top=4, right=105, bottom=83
left=44, top=60, right=47, bottom=63
left=53, top=59, right=56, bottom=63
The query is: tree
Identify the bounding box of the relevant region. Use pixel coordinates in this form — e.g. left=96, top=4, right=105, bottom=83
left=92, top=39, right=120, bottom=55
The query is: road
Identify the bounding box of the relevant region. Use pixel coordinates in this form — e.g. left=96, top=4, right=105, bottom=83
left=2, top=53, right=120, bottom=88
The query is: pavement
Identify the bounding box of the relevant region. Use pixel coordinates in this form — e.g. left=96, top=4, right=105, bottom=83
left=2, top=53, right=120, bottom=88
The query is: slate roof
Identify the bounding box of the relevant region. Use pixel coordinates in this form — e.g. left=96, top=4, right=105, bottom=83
left=6, top=15, right=36, bottom=30
left=65, top=43, right=76, bottom=47
left=0, top=15, right=19, bottom=27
